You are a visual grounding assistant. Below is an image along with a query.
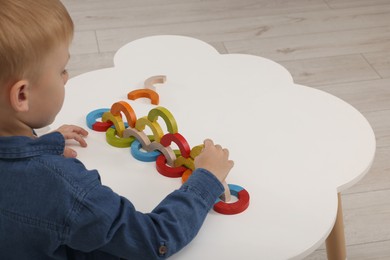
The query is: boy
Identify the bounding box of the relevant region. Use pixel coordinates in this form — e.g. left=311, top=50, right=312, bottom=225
left=0, top=0, right=234, bottom=259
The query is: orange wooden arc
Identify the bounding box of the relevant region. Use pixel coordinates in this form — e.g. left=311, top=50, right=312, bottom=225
left=110, top=101, right=137, bottom=128
left=181, top=169, right=193, bottom=183
left=127, top=89, right=159, bottom=105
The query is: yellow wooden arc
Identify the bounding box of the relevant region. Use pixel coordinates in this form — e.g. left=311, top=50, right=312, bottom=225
left=174, top=156, right=195, bottom=170
left=105, top=127, right=135, bottom=148
left=147, top=106, right=178, bottom=134
left=190, top=144, right=204, bottom=159
left=102, top=111, right=125, bottom=137
left=135, top=116, right=164, bottom=142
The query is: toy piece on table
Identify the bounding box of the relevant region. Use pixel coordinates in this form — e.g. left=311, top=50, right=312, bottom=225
left=123, top=127, right=152, bottom=149
left=156, top=154, right=187, bottom=178
left=147, top=141, right=176, bottom=166
left=179, top=144, right=202, bottom=183
left=181, top=169, right=193, bottom=183
left=131, top=140, right=161, bottom=162
left=173, top=149, right=182, bottom=157
left=106, top=127, right=135, bottom=148
left=102, top=112, right=126, bottom=137
left=160, top=133, right=191, bottom=158
left=190, top=144, right=204, bottom=159
left=147, top=107, right=178, bottom=134
left=128, top=89, right=159, bottom=105
left=135, top=117, right=164, bottom=142
left=144, top=75, right=166, bottom=91
left=174, top=156, right=195, bottom=170
left=86, top=108, right=113, bottom=132
left=219, top=181, right=232, bottom=202
left=213, top=184, right=250, bottom=215
left=111, top=101, right=137, bottom=128
left=93, top=122, right=114, bottom=132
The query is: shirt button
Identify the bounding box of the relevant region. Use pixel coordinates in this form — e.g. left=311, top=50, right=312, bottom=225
left=159, top=245, right=168, bottom=255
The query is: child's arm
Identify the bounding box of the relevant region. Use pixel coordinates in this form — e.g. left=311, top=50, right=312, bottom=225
left=65, top=139, right=233, bottom=259
left=54, top=124, right=88, bottom=157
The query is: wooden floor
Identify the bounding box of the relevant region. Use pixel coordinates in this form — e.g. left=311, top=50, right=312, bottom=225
left=61, top=0, right=390, bottom=258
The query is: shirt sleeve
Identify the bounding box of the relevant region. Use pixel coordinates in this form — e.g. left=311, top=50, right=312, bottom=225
left=66, top=168, right=224, bottom=259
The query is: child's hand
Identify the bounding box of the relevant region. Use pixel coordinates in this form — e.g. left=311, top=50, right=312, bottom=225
left=194, top=139, right=234, bottom=183
left=55, top=125, right=88, bottom=158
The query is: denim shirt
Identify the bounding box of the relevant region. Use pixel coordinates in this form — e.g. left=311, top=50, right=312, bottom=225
left=0, top=132, right=224, bottom=259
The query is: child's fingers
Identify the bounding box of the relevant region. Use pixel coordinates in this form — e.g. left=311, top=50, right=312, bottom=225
left=63, top=147, right=77, bottom=158
left=55, top=125, right=89, bottom=147
left=61, top=132, right=88, bottom=147
left=228, top=159, right=234, bottom=169
left=71, top=125, right=89, bottom=137
left=223, top=148, right=229, bottom=157
left=73, top=133, right=88, bottom=147
left=61, top=124, right=88, bottom=136
left=203, top=139, right=214, bottom=149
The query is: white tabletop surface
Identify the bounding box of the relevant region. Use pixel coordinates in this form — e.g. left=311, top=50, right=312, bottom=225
left=48, top=35, right=376, bottom=259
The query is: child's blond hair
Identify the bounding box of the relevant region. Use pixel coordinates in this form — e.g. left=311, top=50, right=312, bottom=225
left=0, top=0, right=74, bottom=88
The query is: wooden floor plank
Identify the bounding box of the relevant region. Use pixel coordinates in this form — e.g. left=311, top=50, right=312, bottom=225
left=306, top=239, right=390, bottom=259
left=279, top=54, right=380, bottom=86
left=315, top=78, right=390, bottom=113
left=95, top=4, right=390, bottom=53
left=224, top=26, right=390, bottom=61
left=70, top=31, right=99, bottom=55
left=342, top=189, right=390, bottom=246
left=325, top=0, right=390, bottom=9
left=345, top=146, right=390, bottom=194
left=363, top=52, right=390, bottom=79
left=67, top=52, right=115, bottom=78
left=62, top=0, right=329, bottom=31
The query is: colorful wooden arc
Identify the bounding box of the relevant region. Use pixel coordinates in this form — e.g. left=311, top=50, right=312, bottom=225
left=146, top=142, right=176, bottom=166
left=213, top=184, right=250, bottom=215
left=144, top=75, right=166, bottom=91
left=160, top=133, right=191, bottom=158
left=147, top=107, right=178, bottom=134
left=156, top=154, right=187, bottom=178
left=181, top=169, right=193, bottom=183
left=127, top=89, right=159, bottom=105
left=86, top=108, right=113, bottom=132
left=106, top=127, right=135, bottom=148
left=174, top=156, right=195, bottom=170
left=123, top=127, right=152, bottom=150
left=135, top=117, right=164, bottom=143
left=131, top=140, right=161, bottom=162
left=190, top=144, right=204, bottom=159
left=102, top=112, right=126, bottom=137
left=111, top=101, right=137, bottom=128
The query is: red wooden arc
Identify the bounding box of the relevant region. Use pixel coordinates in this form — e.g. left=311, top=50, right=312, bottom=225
left=160, top=133, right=191, bottom=158
left=156, top=155, right=187, bottom=178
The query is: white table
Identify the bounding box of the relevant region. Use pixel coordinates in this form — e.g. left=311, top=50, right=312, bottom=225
left=49, top=35, right=376, bottom=259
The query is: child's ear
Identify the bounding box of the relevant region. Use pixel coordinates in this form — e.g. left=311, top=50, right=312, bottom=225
left=9, top=80, right=30, bottom=112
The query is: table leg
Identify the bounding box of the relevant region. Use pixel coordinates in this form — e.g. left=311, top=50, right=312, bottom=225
left=325, top=193, right=347, bottom=260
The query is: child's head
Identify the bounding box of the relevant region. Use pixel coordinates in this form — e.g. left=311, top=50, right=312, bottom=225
left=0, top=0, right=74, bottom=89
